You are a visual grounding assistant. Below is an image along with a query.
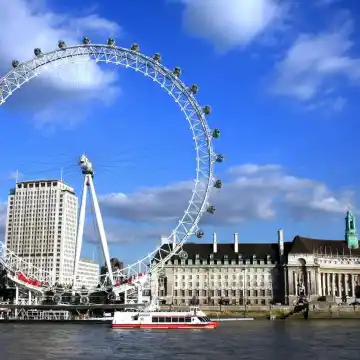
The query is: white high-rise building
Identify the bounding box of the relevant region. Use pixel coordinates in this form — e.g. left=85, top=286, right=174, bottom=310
left=4, top=180, right=78, bottom=285
left=77, top=259, right=100, bottom=289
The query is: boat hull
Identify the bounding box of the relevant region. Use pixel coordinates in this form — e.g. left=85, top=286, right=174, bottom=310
left=112, top=321, right=219, bottom=330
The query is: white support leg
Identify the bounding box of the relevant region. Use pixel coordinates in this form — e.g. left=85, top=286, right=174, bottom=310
left=73, top=176, right=88, bottom=287
left=87, top=176, right=114, bottom=284
left=172, top=232, right=176, bottom=250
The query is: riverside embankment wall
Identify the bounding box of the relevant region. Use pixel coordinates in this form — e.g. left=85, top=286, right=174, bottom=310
left=161, top=304, right=360, bottom=319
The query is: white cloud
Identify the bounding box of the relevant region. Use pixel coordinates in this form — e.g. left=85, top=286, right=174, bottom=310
left=84, top=223, right=164, bottom=245
left=179, top=0, right=285, bottom=51
left=99, top=163, right=353, bottom=227
left=7, top=171, right=23, bottom=182
left=0, top=165, right=355, bottom=245
left=304, top=96, right=347, bottom=114
left=0, top=0, right=121, bottom=126
left=272, top=19, right=360, bottom=108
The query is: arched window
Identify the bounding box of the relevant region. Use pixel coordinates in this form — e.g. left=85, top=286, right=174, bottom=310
left=350, top=218, right=354, bottom=230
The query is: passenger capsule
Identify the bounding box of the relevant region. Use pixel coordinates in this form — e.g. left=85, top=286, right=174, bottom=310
left=83, top=36, right=91, bottom=45
left=131, top=43, right=140, bottom=52
left=212, top=129, right=220, bottom=138
left=215, top=154, right=224, bottom=163
left=173, top=67, right=181, bottom=77
left=189, top=84, right=199, bottom=94
left=153, top=53, right=162, bottom=62
left=196, top=230, right=204, bottom=239
left=214, top=180, right=222, bottom=189
left=203, top=105, right=212, bottom=115
left=12, top=60, right=19, bottom=69
left=107, top=37, right=115, bottom=46
left=179, top=250, right=188, bottom=260
left=34, top=48, right=42, bottom=57
left=207, top=205, right=216, bottom=214
left=58, top=40, right=66, bottom=49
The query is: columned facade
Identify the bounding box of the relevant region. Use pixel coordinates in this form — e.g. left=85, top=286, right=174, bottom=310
left=318, top=270, right=359, bottom=300
left=286, top=251, right=360, bottom=304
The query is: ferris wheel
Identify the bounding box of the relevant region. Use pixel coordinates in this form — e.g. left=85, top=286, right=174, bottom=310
left=0, top=37, right=223, bottom=305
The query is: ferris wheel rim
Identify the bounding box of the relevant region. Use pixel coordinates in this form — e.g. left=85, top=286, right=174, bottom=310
left=0, top=41, right=221, bottom=286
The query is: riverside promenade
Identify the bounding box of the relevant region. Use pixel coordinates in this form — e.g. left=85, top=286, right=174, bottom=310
left=161, top=304, right=360, bottom=320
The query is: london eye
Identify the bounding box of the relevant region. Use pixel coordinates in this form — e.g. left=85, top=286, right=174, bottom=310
left=0, top=37, right=223, bottom=308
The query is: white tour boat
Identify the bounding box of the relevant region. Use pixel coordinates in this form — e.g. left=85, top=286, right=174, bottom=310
left=112, top=306, right=219, bottom=329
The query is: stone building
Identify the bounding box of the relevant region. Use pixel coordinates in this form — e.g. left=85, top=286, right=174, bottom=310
left=76, top=259, right=100, bottom=289
left=156, top=209, right=360, bottom=305
left=286, top=209, right=360, bottom=304
left=157, top=232, right=284, bottom=306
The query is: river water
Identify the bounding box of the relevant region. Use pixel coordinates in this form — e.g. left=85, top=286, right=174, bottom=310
left=0, top=321, right=359, bottom=359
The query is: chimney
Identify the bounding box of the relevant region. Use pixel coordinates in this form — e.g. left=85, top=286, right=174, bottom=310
left=172, top=232, right=176, bottom=250
left=213, top=232, right=217, bottom=253
left=277, top=229, right=284, bottom=256
left=234, top=232, right=239, bottom=253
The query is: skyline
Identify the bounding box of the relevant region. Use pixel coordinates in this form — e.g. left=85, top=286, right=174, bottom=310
left=1, top=0, right=360, bottom=266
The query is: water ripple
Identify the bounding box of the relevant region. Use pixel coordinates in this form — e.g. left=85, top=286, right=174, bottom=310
left=1, top=321, right=360, bottom=360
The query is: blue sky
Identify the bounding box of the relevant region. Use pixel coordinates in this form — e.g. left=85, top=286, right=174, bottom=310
left=1, top=0, right=360, bottom=266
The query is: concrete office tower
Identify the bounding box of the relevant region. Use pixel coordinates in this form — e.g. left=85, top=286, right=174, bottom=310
left=4, top=180, right=78, bottom=285
left=77, top=259, right=100, bottom=289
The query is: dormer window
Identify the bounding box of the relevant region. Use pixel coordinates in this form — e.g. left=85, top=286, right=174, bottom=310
left=195, top=254, right=200, bottom=259
left=224, top=254, right=228, bottom=260
left=209, top=254, right=214, bottom=260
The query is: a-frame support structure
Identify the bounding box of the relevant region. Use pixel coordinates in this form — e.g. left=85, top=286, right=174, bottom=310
left=73, top=154, right=113, bottom=287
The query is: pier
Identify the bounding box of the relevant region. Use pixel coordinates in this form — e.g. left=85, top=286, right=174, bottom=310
left=0, top=303, right=145, bottom=321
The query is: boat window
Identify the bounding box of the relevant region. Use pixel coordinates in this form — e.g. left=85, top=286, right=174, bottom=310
left=178, top=317, right=185, bottom=322
left=152, top=317, right=158, bottom=323
left=185, top=317, right=191, bottom=323
left=172, top=317, right=179, bottom=322
left=131, top=315, right=139, bottom=321
left=158, top=317, right=165, bottom=323
left=197, top=316, right=206, bottom=322
left=165, top=317, right=171, bottom=322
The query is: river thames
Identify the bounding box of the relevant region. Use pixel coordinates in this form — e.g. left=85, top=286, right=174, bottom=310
left=1, top=321, right=359, bottom=359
